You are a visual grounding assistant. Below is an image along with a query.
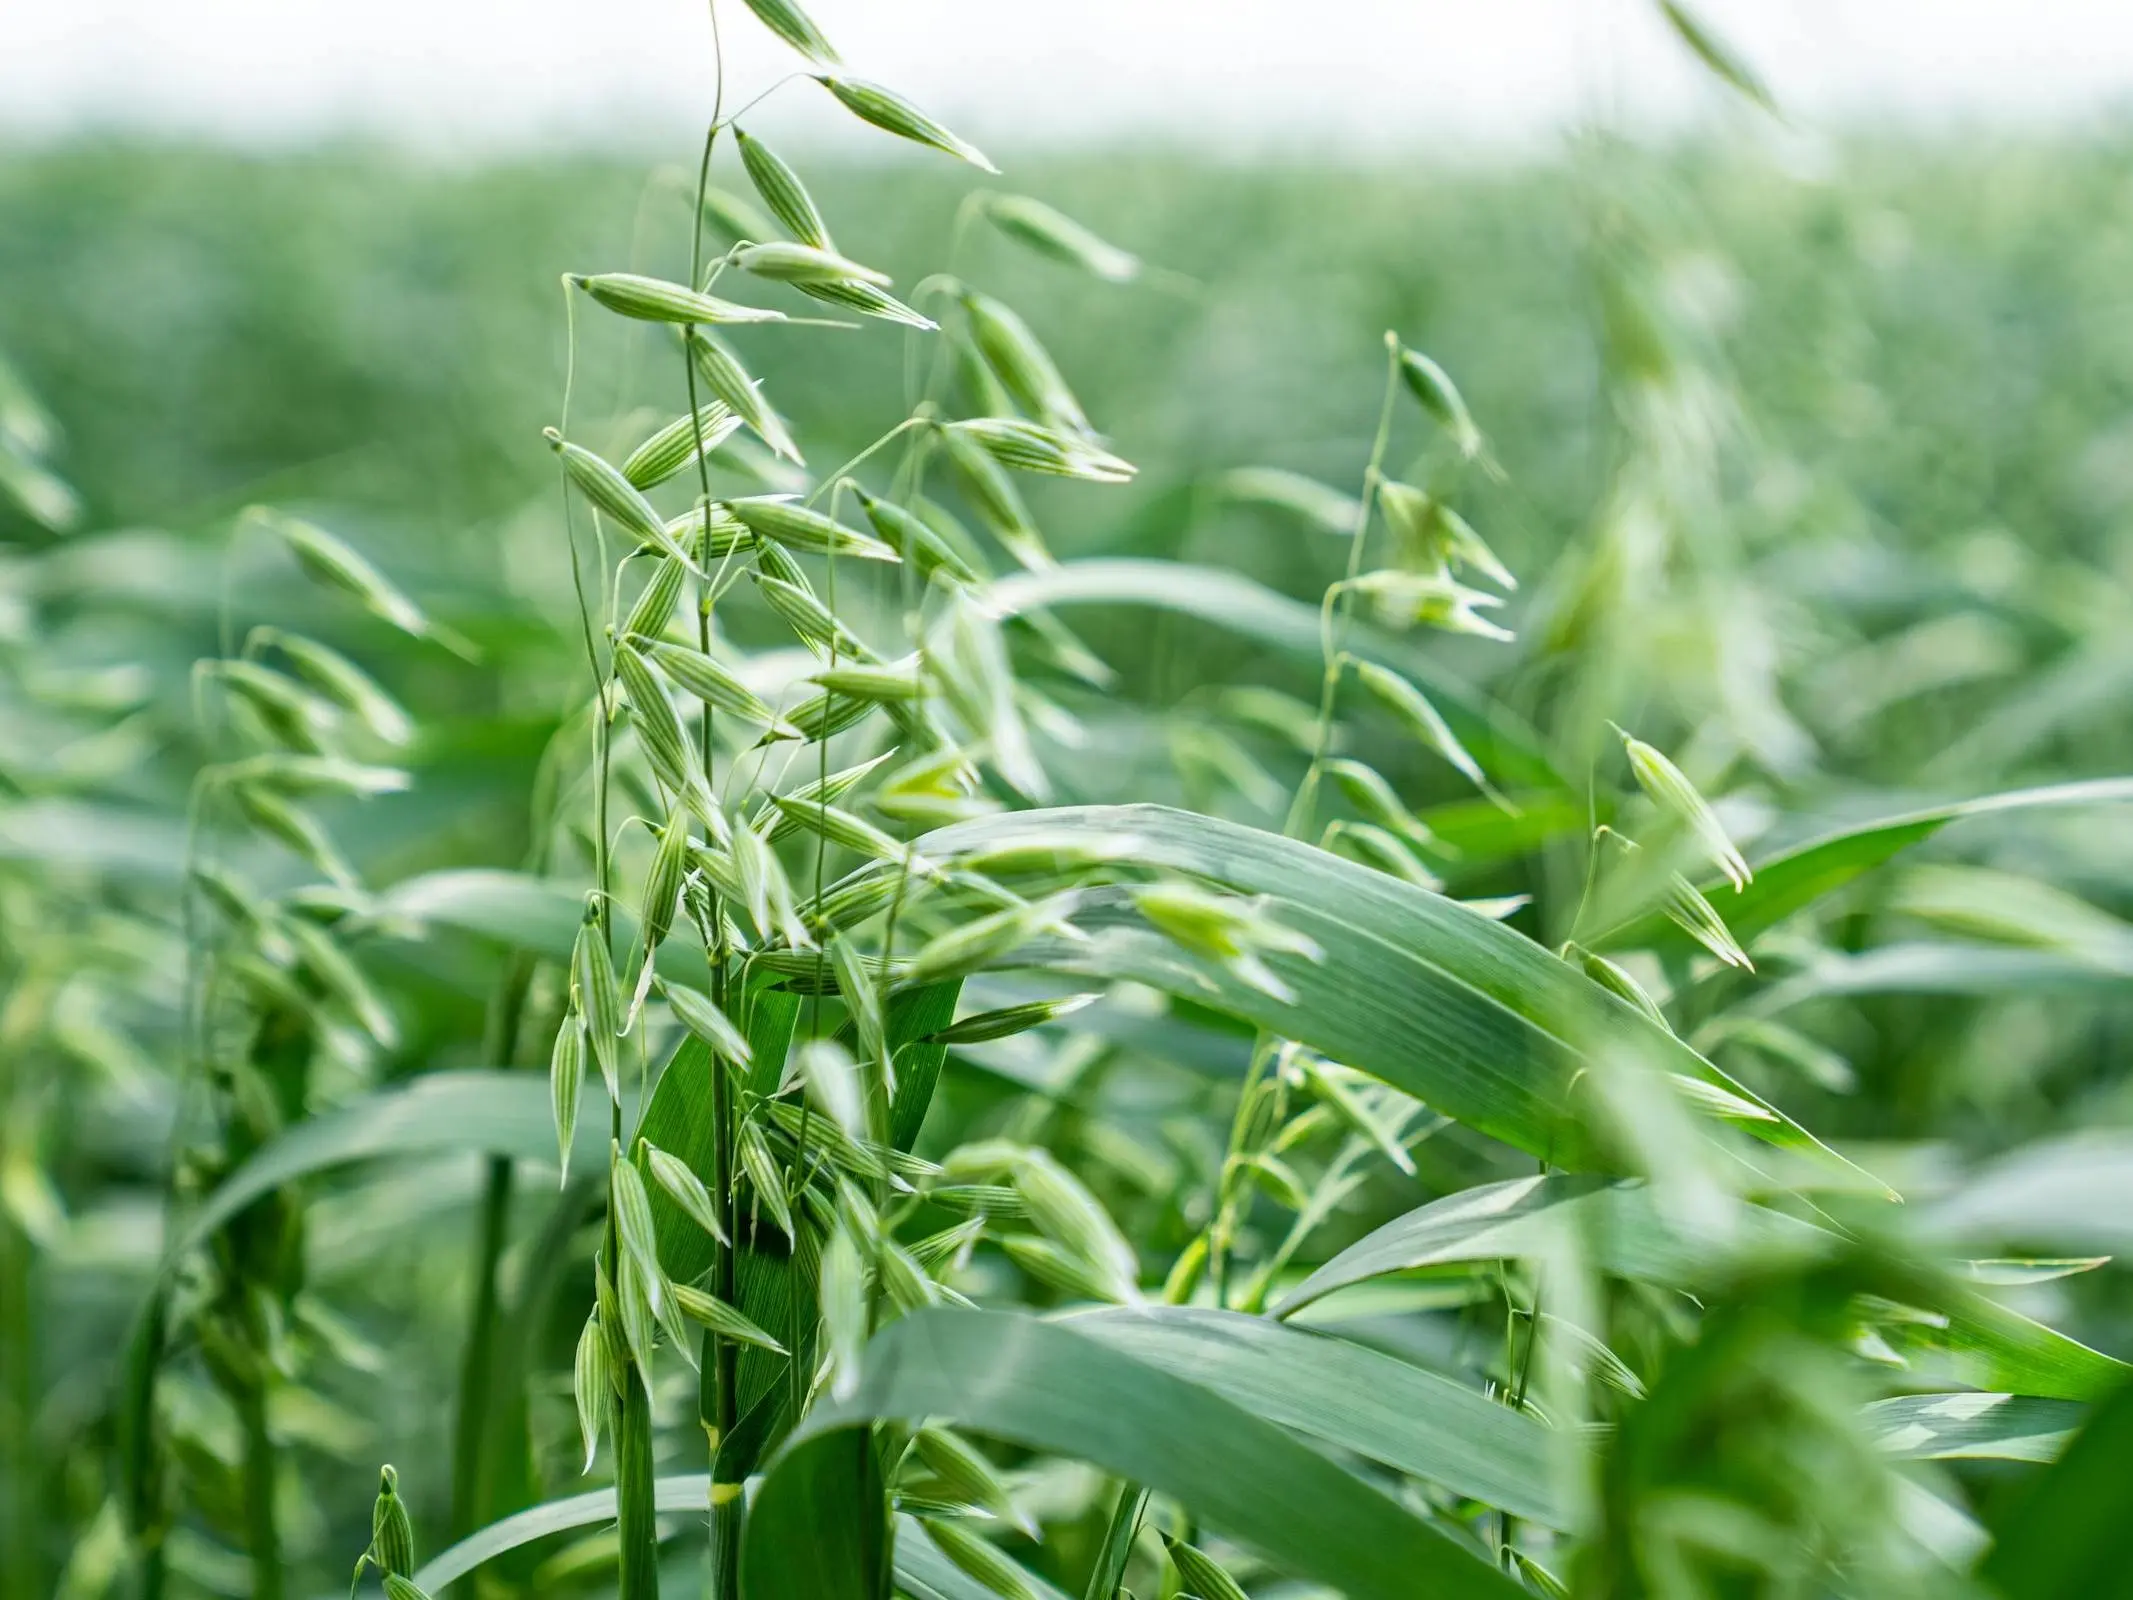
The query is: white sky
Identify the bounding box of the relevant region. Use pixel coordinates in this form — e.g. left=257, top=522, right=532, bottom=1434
left=5, top=0, right=2133, bottom=156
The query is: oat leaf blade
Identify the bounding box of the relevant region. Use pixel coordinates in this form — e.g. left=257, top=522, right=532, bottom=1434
left=1067, top=1306, right=1561, bottom=1524
left=745, top=1307, right=1525, bottom=1600
left=917, top=805, right=1817, bottom=1172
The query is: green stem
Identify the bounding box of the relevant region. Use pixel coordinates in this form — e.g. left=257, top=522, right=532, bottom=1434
left=0, top=1207, right=37, bottom=1600
left=1210, top=333, right=1406, bottom=1304
left=683, top=13, right=747, bottom=1596
left=447, top=1164, right=511, bottom=1537
left=447, top=951, right=536, bottom=1551
left=1283, top=331, right=1404, bottom=843
left=614, top=1365, right=660, bottom=1600
left=1083, top=1482, right=1148, bottom=1600
left=236, top=1367, right=282, bottom=1600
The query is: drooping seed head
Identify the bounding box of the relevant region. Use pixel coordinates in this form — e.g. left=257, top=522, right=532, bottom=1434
left=792, top=277, right=938, bottom=330
left=670, top=1281, right=786, bottom=1351
left=924, top=1521, right=1041, bottom=1600
left=699, top=185, right=780, bottom=246
left=943, top=418, right=1134, bottom=483
left=1131, top=882, right=1321, bottom=1004
left=259, top=630, right=414, bottom=746
left=639, top=814, right=691, bottom=952
left=905, top=891, right=1083, bottom=987
left=816, top=76, right=998, bottom=173
left=248, top=507, right=435, bottom=641
left=622, top=554, right=689, bottom=642
left=1566, top=941, right=1674, bottom=1031
left=818, top=1221, right=869, bottom=1399
left=642, top=1139, right=728, bottom=1246
left=979, top=193, right=1140, bottom=282
left=735, top=0, right=839, bottom=63
left=1013, top=1148, right=1139, bottom=1302
left=1663, top=872, right=1754, bottom=970
left=854, top=489, right=981, bottom=585
left=369, top=1464, right=415, bottom=1576
left=735, top=241, right=889, bottom=288
left=736, top=129, right=834, bottom=249
left=640, top=637, right=790, bottom=731
left=1396, top=346, right=1484, bottom=459
left=1347, top=567, right=1513, bottom=640
left=544, top=430, right=696, bottom=565
left=748, top=751, right=894, bottom=841
left=657, top=980, right=753, bottom=1068
left=1165, top=1536, right=1252, bottom=1600
left=621, top=401, right=740, bottom=491
left=723, top=496, right=901, bottom=562
left=609, top=1141, right=667, bottom=1316
left=685, top=329, right=803, bottom=464
left=569, top=271, right=789, bottom=326
left=1350, top=659, right=1486, bottom=788
left=925, top=992, right=1100, bottom=1046
left=960, top=292, right=1089, bottom=434
left=572, top=909, right=625, bottom=1100
left=1617, top=728, right=1752, bottom=892
left=549, top=1009, right=585, bottom=1183
left=572, top=1311, right=611, bottom=1472
left=794, top=1037, right=865, bottom=1140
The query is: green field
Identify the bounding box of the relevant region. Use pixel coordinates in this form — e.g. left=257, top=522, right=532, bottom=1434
left=5, top=116, right=2133, bottom=1600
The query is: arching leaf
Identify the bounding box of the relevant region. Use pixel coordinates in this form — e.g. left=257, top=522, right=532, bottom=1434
left=746, top=1306, right=1525, bottom=1600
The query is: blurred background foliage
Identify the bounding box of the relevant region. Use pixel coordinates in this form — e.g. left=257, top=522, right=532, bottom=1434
left=8, top=136, right=2133, bottom=1129
left=6, top=125, right=2133, bottom=1596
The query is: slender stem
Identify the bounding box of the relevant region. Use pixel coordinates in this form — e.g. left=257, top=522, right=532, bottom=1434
left=1083, top=1483, right=1149, bottom=1600
left=683, top=15, right=749, bottom=1598
left=801, top=416, right=927, bottom=509
left=0, top=1203, right=36, bottom=1600
left=446, top=949, right=536, bottom=1551
left=1210, top=333, right=1404, bottom=1301
left=614, top=1366, right=660, bottom=1600
left=1283, top=332, right=1404, bottom=842
left=707, top=71, right=807, bottom=135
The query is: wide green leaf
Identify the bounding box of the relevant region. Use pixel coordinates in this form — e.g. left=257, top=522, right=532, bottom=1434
left=412, top=1476, right=712, bottom=1592
left=168, top=1069, right=594, bottom=1261
left=1276, top=1175, right=1823, bottom=1318
left=411, top=1477, right=989, bottom=1598
left=744, top=1428, right=891, bottom=1600
left=921, top=805, right=1823, bottom=1172
left=1275, top=1176, right=2124, bottom=1400
left=1867, top=1392, right=2082, bottom=1463
left=749, top=1306, right=1525, bottom=1600
left=1066, top=1304, right=1564, bottom=1525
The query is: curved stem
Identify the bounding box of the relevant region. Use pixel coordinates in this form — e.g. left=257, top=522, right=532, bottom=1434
left=1283, top=332, right=1403, bottom=842
left=709, top=71, right=809, bottom=136
left=802, top=415, right=928, bottom=508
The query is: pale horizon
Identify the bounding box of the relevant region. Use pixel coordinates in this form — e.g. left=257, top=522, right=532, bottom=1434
left=7, top=0, right=2133, bottom=159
